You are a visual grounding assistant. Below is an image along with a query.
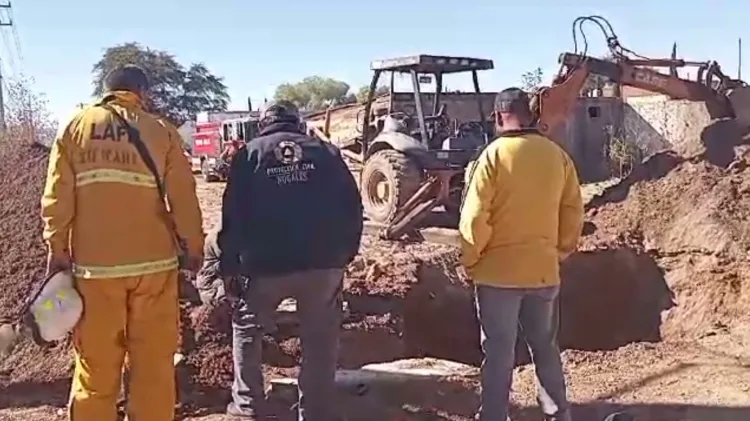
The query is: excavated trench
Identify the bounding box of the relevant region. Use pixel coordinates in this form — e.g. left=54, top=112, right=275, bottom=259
left=176, top=242, right=676, bottom=410
left=397, top=246, right=674, bottom=366
left=558, top=247, right=673, bottom=350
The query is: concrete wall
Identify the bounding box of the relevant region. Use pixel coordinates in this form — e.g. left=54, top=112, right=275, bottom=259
left=557, top=98, right=623, bottom=182
left=560, top=95, right=712, bottom=182
left=624, top=95, right=711, bottom=158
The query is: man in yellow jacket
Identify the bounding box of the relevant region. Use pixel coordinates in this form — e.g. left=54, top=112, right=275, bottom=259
left=41, top=65, right=204, bottom=421
left=459, top=88, right=584, bottom=421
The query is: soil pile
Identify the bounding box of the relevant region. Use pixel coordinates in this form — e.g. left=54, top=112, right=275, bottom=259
left=0, top=139, right=73, bottom=385
left=582, top=149, right=750, bottom=341
left=0, top=140, right=50, bottom=322
left=176, top=236, right=468, bottom=402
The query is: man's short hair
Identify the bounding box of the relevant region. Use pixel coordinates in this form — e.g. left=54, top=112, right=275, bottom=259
left=494, top=87, right=530, bottom=115
left=103, top=65, right=150, bottom=93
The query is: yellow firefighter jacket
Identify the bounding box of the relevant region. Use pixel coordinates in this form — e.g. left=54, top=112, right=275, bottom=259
left=41, top=91, right=204, bottom=279
left=459, top=129, right=584, bottom=288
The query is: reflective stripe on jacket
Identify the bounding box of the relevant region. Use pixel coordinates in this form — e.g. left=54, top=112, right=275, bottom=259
left=41, top=91, right=204, bottom=277
left=75, top=168, right=158, bottom=188
left=73, top=257, right=179, bottom=279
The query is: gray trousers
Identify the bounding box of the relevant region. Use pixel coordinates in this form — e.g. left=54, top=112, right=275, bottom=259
left=474, top=284, right=570, bottom=421
left=230, top=268, right=344, bottom=421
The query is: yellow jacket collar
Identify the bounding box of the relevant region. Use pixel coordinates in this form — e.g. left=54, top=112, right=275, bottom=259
left=101, top=90, right=144, bottom=109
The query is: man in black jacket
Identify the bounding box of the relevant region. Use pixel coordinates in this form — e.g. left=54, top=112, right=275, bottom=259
left=218, top=100, right=363, bottom=421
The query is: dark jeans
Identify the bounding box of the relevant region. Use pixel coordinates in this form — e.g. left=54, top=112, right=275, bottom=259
left=230, top=268, right=344, bottom=421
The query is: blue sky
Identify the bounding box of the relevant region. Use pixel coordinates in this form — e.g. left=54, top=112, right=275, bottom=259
left=7, top=0, right=749, bottom=121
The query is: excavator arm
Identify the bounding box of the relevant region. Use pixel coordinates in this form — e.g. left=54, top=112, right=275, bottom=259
left=533, top=53, right=737, bottom=140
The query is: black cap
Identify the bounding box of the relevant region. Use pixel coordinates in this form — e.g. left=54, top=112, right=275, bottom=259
left=494, top=87, right=530, bottom=113
left=259, top=100, right=300, bottom=124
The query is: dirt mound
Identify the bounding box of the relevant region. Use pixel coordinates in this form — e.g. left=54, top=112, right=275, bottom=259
left=0, top=140, right=74, bottom=385
left=0, top=141, right=50, bottom=322
left=176, top=238, right=463, bottom=401
left=586, top=151, right=750, bottom=257
left=178, top=227, right=692, bottom=403
left=584, top=150, right=750, bottom=341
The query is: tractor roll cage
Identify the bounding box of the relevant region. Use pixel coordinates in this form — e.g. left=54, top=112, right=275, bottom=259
left=361, top=55, right=495, bottom=154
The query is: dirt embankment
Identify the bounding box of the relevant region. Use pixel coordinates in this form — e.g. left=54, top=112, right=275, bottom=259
left=0, top=141, right=50, bottom=322
left=176, top=236, right=467, bottom=408
left=583, top=148, right=750, bottom=340
left=0, top=140, right=74, bottom=390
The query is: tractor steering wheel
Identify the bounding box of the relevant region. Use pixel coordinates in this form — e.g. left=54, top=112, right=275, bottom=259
left=423, top=103, right=447, bottom=123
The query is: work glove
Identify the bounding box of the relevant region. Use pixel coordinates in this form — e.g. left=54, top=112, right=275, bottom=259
left=198, top=277, right=226, bottom=307
left=198, top=276, right=243, bottom=308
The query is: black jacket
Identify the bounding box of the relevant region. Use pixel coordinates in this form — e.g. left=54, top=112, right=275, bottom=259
left=218, top=122, right=363, bottom=277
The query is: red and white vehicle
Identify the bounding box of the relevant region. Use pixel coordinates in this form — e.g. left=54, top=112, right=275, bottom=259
left=189, top=121, right=221, bottom=175
left=190, top=114, right=260, bottom=182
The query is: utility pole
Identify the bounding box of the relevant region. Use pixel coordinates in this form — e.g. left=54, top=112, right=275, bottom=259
left=0, top=2, right=13, bottom=132
left=739, top=38, right=743, bottom=80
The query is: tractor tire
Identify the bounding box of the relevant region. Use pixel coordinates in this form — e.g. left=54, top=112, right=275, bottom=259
left=361, top=150, right=423, bottom=224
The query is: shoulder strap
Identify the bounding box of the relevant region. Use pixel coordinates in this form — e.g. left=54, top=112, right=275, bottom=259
left=92, top=100, right=187, bottom=265
left=97, top=102, right=166, bottom=199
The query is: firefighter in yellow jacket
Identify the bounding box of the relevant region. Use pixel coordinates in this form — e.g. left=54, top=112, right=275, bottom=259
left=41, top=65, right=204, bottom=421
left=459, top=88, right=584, bottom=421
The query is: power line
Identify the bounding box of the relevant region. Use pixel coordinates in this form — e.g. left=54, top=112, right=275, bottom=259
left=0, top=2, right=19, bottom=77
left=6, top=7, right=20, bottom=63
left=0, top=16, right=16, bottom=75
left=0, top=2, right=14, bottom=132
